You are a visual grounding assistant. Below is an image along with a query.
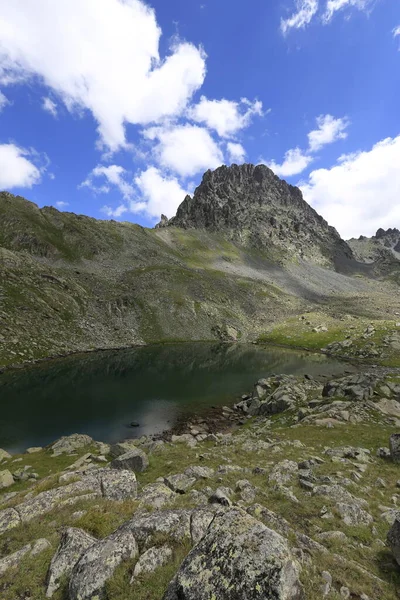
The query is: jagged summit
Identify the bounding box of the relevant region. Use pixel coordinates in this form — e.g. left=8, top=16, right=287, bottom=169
left=348, top=226, right=400, bottom=265
left=165, top=163, right=354, bottom=268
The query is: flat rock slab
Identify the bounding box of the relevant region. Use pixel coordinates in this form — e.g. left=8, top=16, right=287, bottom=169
left=163, top=508, right=304, bottom=600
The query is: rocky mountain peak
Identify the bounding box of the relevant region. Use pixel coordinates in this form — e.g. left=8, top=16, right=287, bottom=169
left=166, top=163, right=354, bottom=268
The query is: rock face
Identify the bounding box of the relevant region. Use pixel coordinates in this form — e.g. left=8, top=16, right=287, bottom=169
left=163, top=508, right=303, bottom=600
left=169, top=163, right=354, bottom=267
left=69, top=528, right=138, bottom=600
left=46, top=528, right=96, bottom=597
left=387, top=514, right=400, bottom=566
left=389, top=433, right=400, bottom=463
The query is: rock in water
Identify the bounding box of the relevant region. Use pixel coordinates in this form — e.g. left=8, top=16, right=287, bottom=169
left=110, top=448, right=149, bottom=472
left=46, top=527, right=96, bottom=597
left=389, top=433, right=400, bottom=463
left=162, top=508, right=303, bottom=600
left=69, top=528, right=138, bottom=600
left=387, top=514, right=400, bottom=566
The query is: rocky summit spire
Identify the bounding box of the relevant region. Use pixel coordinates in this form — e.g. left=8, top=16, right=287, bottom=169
left=168, top=163, right=354, bottom=268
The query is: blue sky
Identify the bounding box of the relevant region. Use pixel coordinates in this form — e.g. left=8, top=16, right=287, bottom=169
left=0, top=0, right=399, bottom=238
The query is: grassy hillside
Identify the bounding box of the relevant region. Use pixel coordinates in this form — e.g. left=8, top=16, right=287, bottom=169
left=1, top=192, right=399, bottom=367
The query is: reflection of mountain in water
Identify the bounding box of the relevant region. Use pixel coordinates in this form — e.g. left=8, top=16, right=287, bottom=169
left=0, top=343, right=344, bottom=452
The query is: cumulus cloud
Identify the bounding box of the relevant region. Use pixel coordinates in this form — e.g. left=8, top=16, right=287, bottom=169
left=308, top=114, right=349, bottom=152
left=394, top=26, right=400, bottom=44
left=300, top=135, right=400, bottom=238
left=101, top=204, right=128, bottom=218
left=0, top=0, right=206, bottom=150
left=0, top=90, right=9, bottom=111
left=226, top=142, right=246, bottom=163
left=133, top=167, right=188, bottom=218
left=0, top=144, right=42, bottom=188
left=323, top=0, right=372, bottom=22
left=281, top=0, right=319, bottom=34
left=188, top=97, right=263, bottom=138
left=143, top=124, right=224, bottom=177
left=80, top=164, right=134, bottom=199
left=56, top=201, right=69, bottom=208
left=42, top=97, right=58, bottom=117
left=267, top=148, right=313, bottom=177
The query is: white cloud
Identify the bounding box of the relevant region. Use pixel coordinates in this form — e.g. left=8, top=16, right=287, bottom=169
left=143, top=124, right=224, bottom=177
left=188, top=97, right=263, bottom=138
left=101, top=204, right=128, bottom=218
left=308, top=114, right=349, bottom=152
left=80, top=164, right=134, bottom=199
left=133, top=166, right=188, bottom=218
left=226, top=142, right=246, bottom=163
left=281, top=0, right=319, bottom=34
left=323, top=0, right=372, bottom=22
left=42, top=97, right=58, bottom=117
left=0, top=0, right=206, bottom=150
left=394, top=26, right=400, bottom=42
left=0, top=144, right=42, bottom=188
left=300, top=135, right=400, bottom=238
left=0, top=90, right=9, bottom=111
left=56, top=201, right=69, bottom=208
left=267, top=148, right=313, bottom=177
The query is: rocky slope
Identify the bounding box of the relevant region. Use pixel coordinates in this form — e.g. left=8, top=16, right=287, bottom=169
left=0, top=165, right=399, bottom=367
left=167, top=164, right=355, bottom=269
left=1, top=369, right=400, bottom=599
left=348, top=229, right=400, bottom=278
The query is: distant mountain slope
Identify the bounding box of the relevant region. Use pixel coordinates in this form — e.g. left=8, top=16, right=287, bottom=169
left=0, top=165, right=398, bottom=367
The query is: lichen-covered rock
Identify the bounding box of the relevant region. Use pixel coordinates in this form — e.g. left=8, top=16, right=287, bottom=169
left=0, top=543, right=31, bottom=576
left=131, top=544, right=173, bottom=581
left=110, top=448, right=149, bottom=472
left=184, top=465, right=214, bottom=480
left=164, top=473, right=196, bottom=494
left=336, top=503, right=373, bottom=526
left=0, top=448, right=12, bottom=461
left=31, top=538, right=51, bottom=556
left=123, top=510, right=191, bottom=550
left=0, top=507, right=21, bottom=534
left=190, top=507, right=219, bottom=544
left=46, top=528, right=96, bottom=597
left=139, top=482, right=176, bottom=509
left=51, top=433, right=93, bottom=456
left=0, top=469, right=14, bottom=489
left=99, top=468, right=138, bottom=500
left=387, top=514, right=400, bottom=566
left=269, top=460, right=298, bottom=486
left=313, top=485, right=368, bottom=508
left=162, top=508, right=304, bottom=600
left=69, top=528, right=138, bottom=600
left=389, top=433, right=400, bottom=463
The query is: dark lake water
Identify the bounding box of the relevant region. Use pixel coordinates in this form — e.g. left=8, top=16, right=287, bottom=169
left=0, top=343, right=352, bottom=453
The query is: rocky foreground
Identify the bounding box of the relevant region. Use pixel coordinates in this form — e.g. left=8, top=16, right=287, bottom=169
left=1, top=371, right=400, bottom=598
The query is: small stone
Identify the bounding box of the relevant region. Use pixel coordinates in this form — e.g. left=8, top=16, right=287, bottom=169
left=131, top=545, right=172, bottom=581
left=164, top=473, right=196, bottom=494
left=31, top=538, right=51, bottom=556
left=376, top=447, right=391, bottom=459
left=340, top=586, right=350, bottom=599
left=26, top=447, right=43, bottom=454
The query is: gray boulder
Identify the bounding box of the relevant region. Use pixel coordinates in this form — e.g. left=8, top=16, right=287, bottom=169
left=336, top=503, right=373, bottom=526
left=0, top=448, right=12, bottom=461
left=164, top=473, right=196, bottom=494
left=123, top=510, right=191, bottom=551
left=110, top=448, right=149, bottom=472
left=131, top=544, right=173, bottom=581
left=0, top=543, right=31, bottom=577
left=51, top=434, right=93, bottom=456
left=0, top=507, right=21, bottom=534
left=389, top=434, right=400, bottom=463
left=184, top=466, right=214, bottom=480
left=99, top=468, right=138, bottom=501
left=387, top=514, right=400, bottom=566
left=162, top=508, right=303, bottom=600
left=0, top=469, right=14, bottom=489
left=46, top=527, right=96, bottom=597
left=139, top=482, right=176, bottom=509
left=190, top=507, right=219, bottom=544
left=69, top=528, right=138, bottom=600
